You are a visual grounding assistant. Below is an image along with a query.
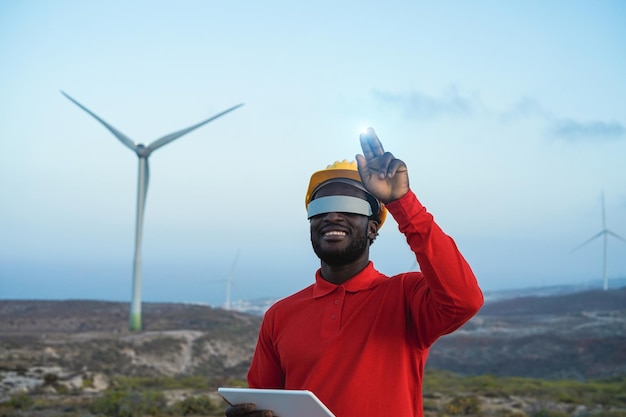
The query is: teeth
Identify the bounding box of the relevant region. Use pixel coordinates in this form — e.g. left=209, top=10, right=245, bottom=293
left=325, top=231, right=346, bottom=236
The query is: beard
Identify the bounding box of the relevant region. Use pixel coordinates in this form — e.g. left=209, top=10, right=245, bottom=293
left=311, top=231, right=370, bottom=267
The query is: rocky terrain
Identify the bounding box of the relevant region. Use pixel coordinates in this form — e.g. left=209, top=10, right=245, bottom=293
left=0, top=301, right=260, bottom=405
left=0, top=288, right=625, bottom=415
left=428, top=287, right=626, bottom=380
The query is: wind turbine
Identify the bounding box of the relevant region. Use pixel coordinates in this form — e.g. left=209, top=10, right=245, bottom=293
left=62, top=91, right=244, bottom=330
left=572, top=191, right=626, bottom=291
left=224, top=249, right=240, bottom=311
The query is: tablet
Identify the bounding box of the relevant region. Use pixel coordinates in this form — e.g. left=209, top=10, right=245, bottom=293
left=218, top=387, right=335, bottom=417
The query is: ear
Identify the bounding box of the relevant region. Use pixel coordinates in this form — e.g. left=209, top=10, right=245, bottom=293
left=367, top=219, right=380, bottom=242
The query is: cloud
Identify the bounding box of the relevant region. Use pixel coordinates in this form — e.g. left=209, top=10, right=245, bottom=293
left=371, top=86, right=477, bottom=120
left=372, top=87, right=625, bottom=144
left=551, top=119, right=625, bottom=142
left=502, top=97, right=625, bottom=143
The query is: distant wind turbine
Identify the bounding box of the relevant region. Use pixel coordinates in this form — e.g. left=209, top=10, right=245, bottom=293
left=224, top=249, right=240, bottom=311
left=62, top=91, right=244, bottom=330
left=572, top=191, right=626, bottom=291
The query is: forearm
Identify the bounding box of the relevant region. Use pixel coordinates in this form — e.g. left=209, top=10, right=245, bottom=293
left=387, top=190, right=483, bottom=336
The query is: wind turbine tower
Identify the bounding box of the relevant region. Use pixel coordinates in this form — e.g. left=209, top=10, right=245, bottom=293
left=62, top=91, right=244, bottom=330
left=224, top=250, right=240, bottom=311
left=572, top=191, right=626, bottom=291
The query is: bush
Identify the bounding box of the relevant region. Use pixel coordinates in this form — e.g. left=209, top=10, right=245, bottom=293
left=590, top=412, right=626, bottom=417
left=444, top=395, right=481, bottom=415
left=531, top=410, right=569, bottom=417
left=43, top=373, right=58, bottom=385
left=494, top=410, right=527, bottom=417
left=172, top=395, right=219, bottom=416
left=90, top=389, right=167, bottom=417
left=54, top=384, right=69, bottom=395
left=8, top=393, right=33, bottom=410
left=82, top=375, right=95, bottom=388
left=115, top=375, right=211, bottom=391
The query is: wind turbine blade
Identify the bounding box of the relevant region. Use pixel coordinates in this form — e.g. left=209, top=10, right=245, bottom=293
left=147, top=103, right=244, bottom=152
left=571, top=231, right=604, bottom=252
left=607, top=230, right=626, bottom=244
left=228, top=249, right=241, bottom=277
left=61, top=91, right=138, bottom=152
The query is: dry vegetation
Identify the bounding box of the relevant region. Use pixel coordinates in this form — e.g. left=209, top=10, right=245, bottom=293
left=1, top=288, right=625, bottom=417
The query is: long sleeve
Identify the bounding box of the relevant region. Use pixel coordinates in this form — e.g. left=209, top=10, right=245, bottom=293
left=386, top=189, right=484, bottom=348
left=248, top=309, right=286, bottom=389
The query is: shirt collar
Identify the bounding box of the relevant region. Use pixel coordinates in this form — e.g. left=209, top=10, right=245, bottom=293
left=312, top=262, right=386, bottom=298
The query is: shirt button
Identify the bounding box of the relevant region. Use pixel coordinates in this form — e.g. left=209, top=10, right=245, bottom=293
left=331, top=314, right=336, bottom=320
left=334, top=300, right=339, bottom=305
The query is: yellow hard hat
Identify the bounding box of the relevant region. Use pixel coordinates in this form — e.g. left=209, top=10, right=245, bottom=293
left=305, top=160, right=387, bottom=227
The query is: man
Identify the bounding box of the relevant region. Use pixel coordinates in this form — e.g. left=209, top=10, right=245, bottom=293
left=226, top=128, right=483, bottom=417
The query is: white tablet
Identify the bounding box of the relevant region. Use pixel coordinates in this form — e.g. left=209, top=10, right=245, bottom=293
left=218, top=387, right=335, bottom=417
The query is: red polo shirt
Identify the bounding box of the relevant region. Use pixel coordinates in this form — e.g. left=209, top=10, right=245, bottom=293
left=247, top=190, right=483, bottom=417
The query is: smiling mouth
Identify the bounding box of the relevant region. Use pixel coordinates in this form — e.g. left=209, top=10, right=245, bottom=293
left=324, top=230, right=347, bottom=237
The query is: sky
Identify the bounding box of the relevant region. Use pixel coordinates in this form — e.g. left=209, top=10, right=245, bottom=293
left=1, top=1, right=625, bottom=307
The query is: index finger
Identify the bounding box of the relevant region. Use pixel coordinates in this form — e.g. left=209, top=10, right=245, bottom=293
left=359, top=127, right=385, bottom=159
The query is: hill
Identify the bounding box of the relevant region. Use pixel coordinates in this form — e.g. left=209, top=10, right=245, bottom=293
left=0, top=301, right=260, bottom=381
left=427, top=287, right=626, bottom=380
left=1, top=288, right=625, bottom=414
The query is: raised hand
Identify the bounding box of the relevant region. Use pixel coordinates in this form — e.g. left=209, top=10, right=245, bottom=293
left=355, top=127, right=409, bottom=204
